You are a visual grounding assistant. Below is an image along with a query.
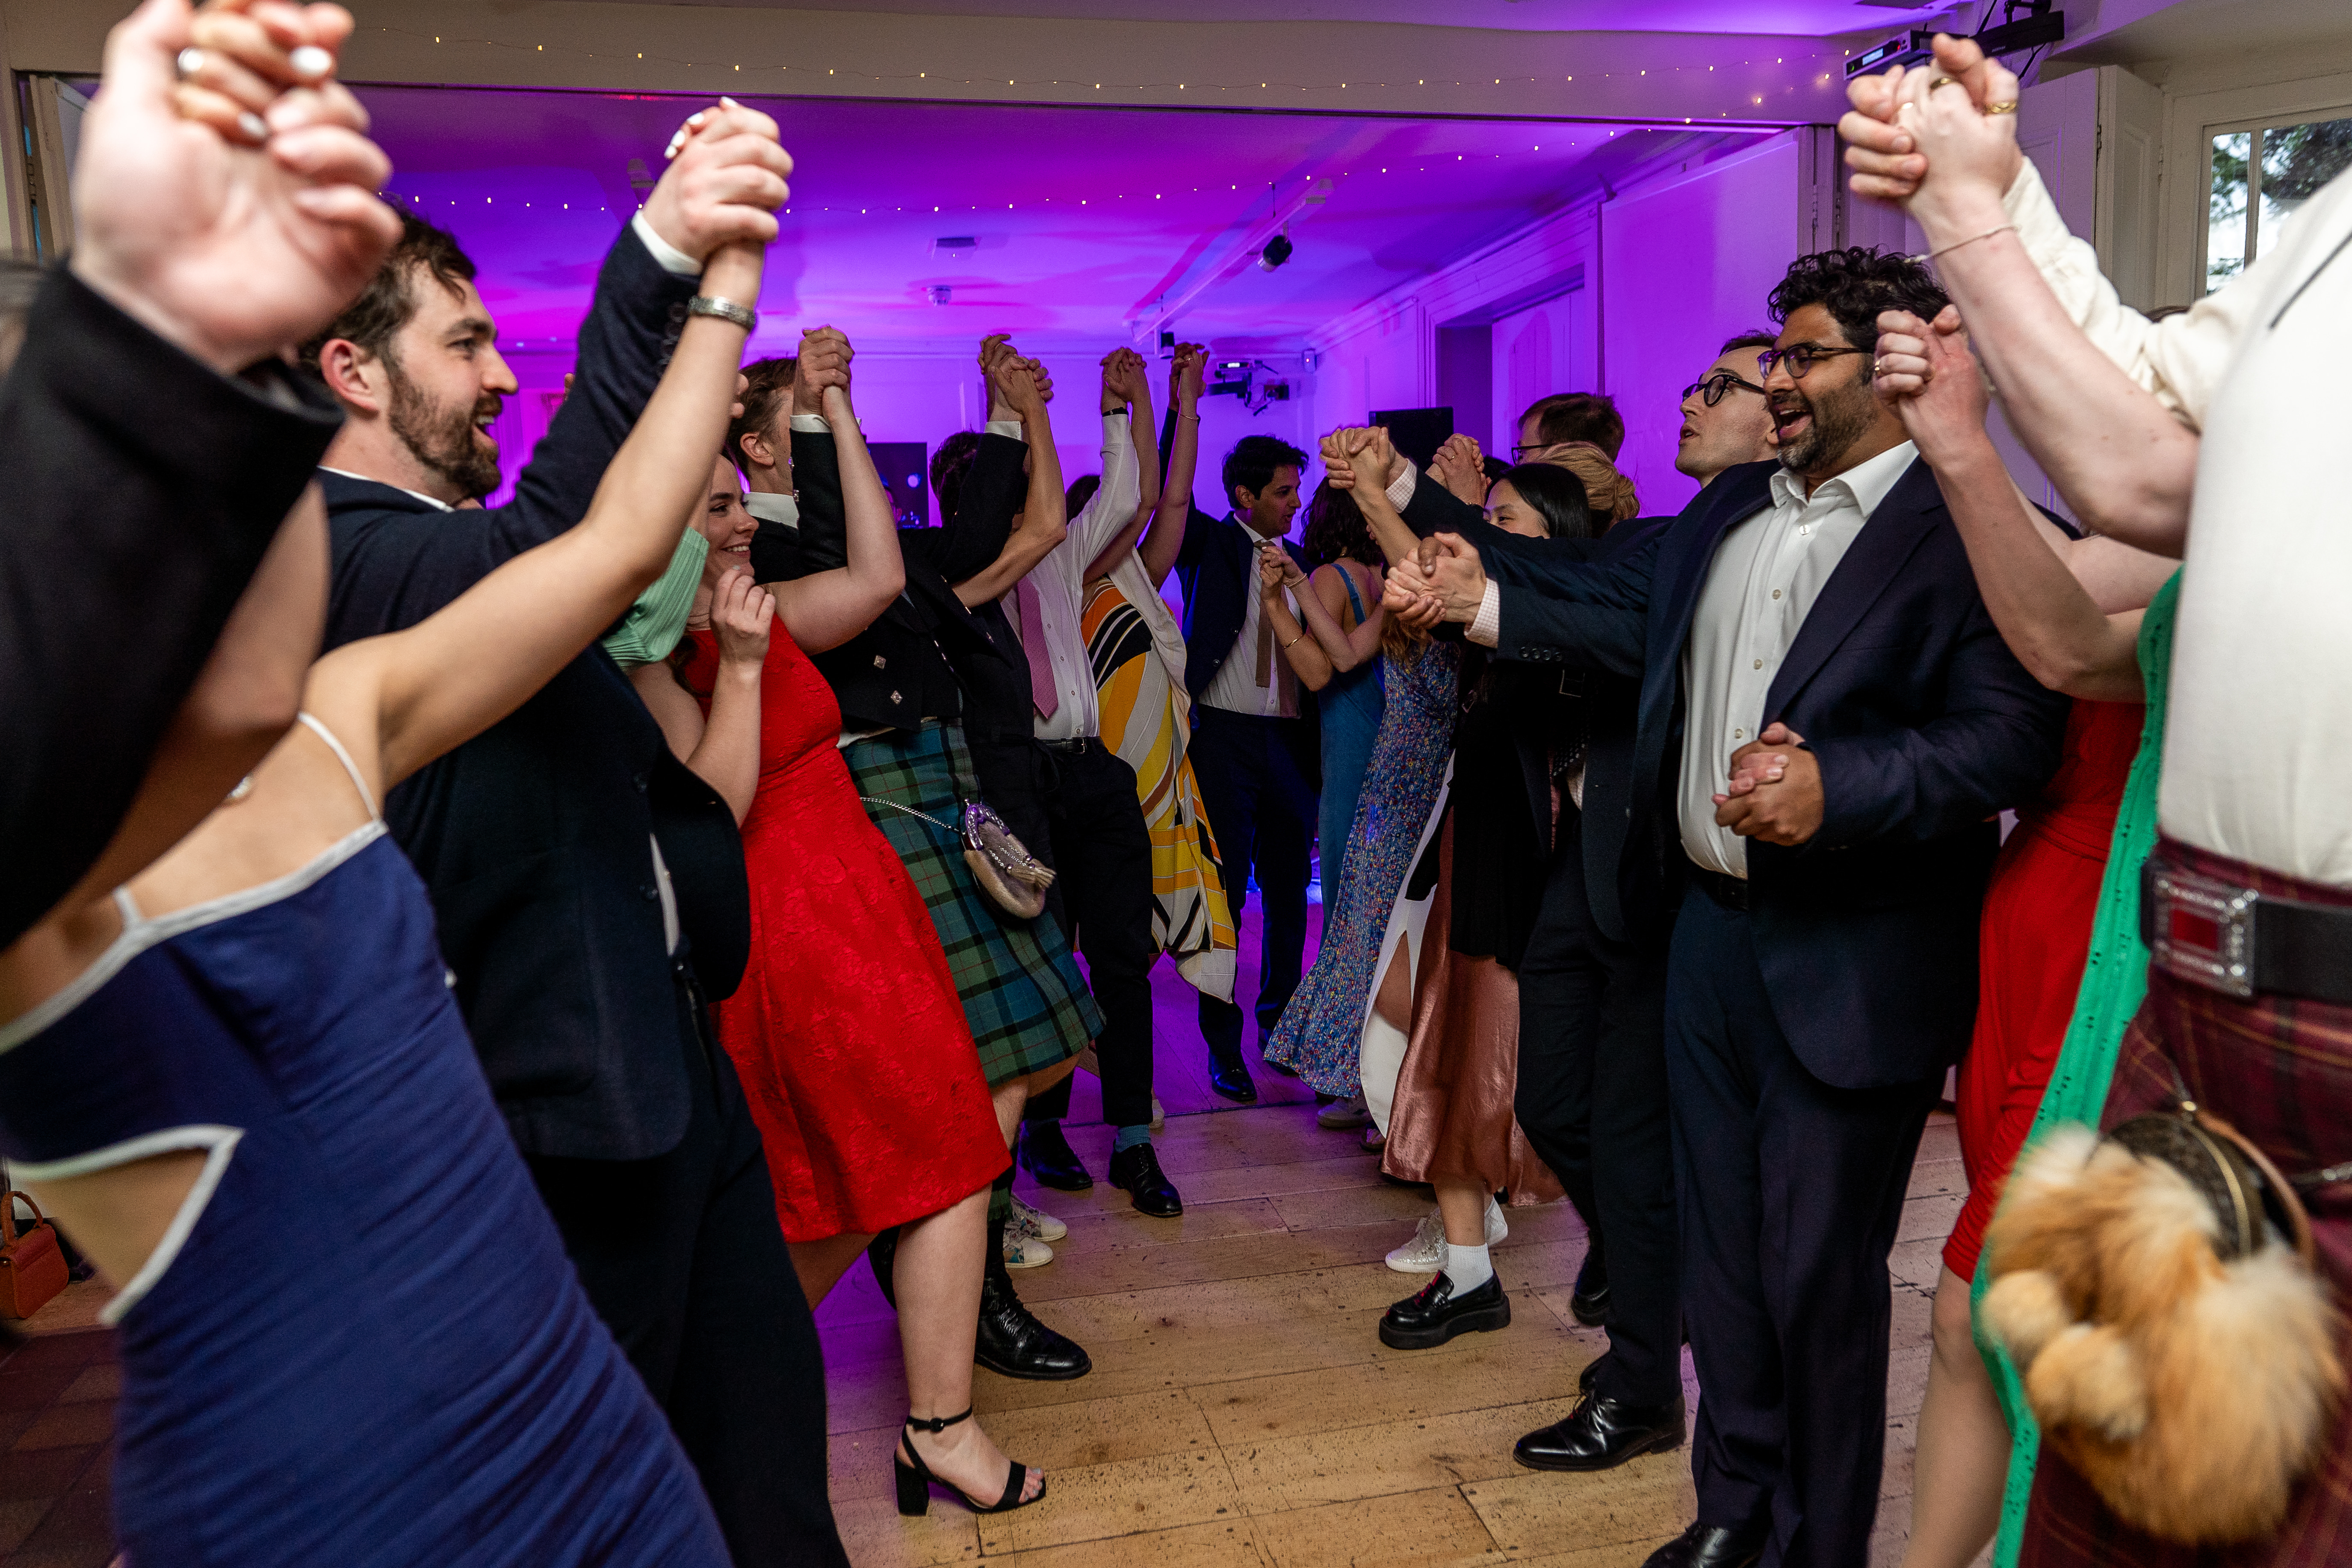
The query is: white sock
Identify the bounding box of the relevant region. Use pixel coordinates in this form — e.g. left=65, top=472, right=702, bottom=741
left=1446, top=1241, right=1494, bottom=1292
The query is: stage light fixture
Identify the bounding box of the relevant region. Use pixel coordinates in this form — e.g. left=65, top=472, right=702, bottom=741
left=1258, top=232, right=1294, bottom=272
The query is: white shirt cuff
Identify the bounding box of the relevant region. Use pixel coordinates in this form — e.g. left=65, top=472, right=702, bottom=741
left=1467, top=580, right=1502, bottom=648
left=1102, top=410, right=1133, bottom=446
left=984, top=419, right=1025, bottom=440
left=788, top=413, right=828, bottom=432
left=630, top=211, right=701, bottom=279
left=1386, top=461, right=1418, bottom=510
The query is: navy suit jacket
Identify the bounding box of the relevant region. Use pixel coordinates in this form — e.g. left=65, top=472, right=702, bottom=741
left=1489, top=456, right=2069, bottom=1088
left=321, top=224, right=747, bottom=1163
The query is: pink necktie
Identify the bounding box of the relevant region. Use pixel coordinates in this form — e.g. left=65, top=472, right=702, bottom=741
left=1013, top=577, right=1060, bottom=720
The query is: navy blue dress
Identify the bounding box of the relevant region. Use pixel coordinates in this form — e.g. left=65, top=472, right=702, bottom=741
left=0, top=717, right=727, bottom=1568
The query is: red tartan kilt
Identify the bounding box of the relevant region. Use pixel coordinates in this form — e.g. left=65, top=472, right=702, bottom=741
left=2020, top=838, right=2352, bottom=1568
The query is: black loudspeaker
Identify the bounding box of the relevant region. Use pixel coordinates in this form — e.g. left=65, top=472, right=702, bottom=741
left=1371, top=406, right=1454, bottom=471
left=869, top=442, right=930, bottom=526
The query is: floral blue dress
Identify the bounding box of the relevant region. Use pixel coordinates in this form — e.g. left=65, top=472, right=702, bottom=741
left=1265, top=638, right=1458, bottom=1096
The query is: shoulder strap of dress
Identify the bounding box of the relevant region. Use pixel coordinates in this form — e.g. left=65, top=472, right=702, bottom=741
left=295, top=712, right=381, bottom=823
left=1339, top=565, right=1367, bottom=623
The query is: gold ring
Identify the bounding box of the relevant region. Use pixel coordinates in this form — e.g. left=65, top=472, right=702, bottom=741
left=1985, top=100, right=2019, bottom=115
left=1929, top=74, right=1959, bottom=91
left=1873, top=358, right=1887, bottom=378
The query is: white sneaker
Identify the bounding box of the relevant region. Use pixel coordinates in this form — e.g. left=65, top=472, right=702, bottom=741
left=1008, top=1191, right=1067, bottom=1242
left=1002, top=1233, right=1054, bottom=1269
left=1382, top=1200, right=1508, bottom=1273
left=1386, top=1211, right=1445, bottom=1273
left=1317, top=1091, right=1372, bottom=1130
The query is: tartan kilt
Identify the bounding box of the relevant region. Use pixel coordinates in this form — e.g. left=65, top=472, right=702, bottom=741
left=2019, top=837, right=2352, bottom=1568
left=843, top=723, right=1099, bottom=1087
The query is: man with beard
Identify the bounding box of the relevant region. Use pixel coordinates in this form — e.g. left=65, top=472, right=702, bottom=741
left=302, top=110, right=849, bottom=1568
left=1386, top=249, right=2068, bottom=1568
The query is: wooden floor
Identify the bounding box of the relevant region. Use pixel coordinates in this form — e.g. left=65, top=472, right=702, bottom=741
left=815, top=898, right=1965, bottom=1568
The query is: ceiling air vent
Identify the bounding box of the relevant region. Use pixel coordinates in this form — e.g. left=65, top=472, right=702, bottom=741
left=931, top=236, right=979, bottom=258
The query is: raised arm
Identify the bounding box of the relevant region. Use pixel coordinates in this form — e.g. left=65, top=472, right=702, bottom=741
left=1838, top=44, right=2203, bottom=553
left=765, top=378, right=908, bottom=653
left=1874, top=307, right=2149, bottom=702
left=1329, top=427, right=1425, bottom=568
left=630, top=569, right=771, bottom=823
left=1130, top=343, right=1205, bottom=587
left=953, top=354, right=1067, bottom=605
left=1085, top=344, right=1176, bottom=580
left=352, top=239, right=770, bottom=786
left=1062, top=350, right=1146, bottom=567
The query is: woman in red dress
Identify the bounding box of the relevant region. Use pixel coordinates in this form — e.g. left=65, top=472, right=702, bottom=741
left=638, top=384, right=1041, bottom=1516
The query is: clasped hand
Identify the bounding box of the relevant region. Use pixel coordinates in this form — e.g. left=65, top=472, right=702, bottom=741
left=1714, top=722, right=1823, bottom=845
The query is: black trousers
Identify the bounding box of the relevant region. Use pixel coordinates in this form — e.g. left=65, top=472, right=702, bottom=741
left=1016, top=739, right=1156, bottom=1130
left=526, top=989, right=847, bottom=1568
left=1666, top=886, right=1940, bottom=1568
left=1187, top=705, right=1316, bottom=1057
left=1513, top=814, right=1681, bottom=1406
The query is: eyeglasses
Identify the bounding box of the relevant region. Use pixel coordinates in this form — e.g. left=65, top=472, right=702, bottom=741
left=1680, top=371, right=1765, bottom=407
left=1756, top=344, right=1869, bottom=381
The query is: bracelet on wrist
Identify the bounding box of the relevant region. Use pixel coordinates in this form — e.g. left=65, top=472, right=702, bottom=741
left=687, top=295, right=756, bottom=331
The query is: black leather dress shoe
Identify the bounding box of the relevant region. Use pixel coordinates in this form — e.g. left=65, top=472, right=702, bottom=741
left=974, top=1268, right=1092, bottom=1381
left=1017, top=1120, right=1092, bottom=1191
left=1108, top=1143, right=1183, bottom=1217
left=1514, top=1391, right=1685, bottom=1472
left=1570, top=1249, right=1611, bottom=1326
left=1207, top=1051, right=1258, bottom=1103
left=1378, top=1270, right=1511, bottom=1349
left=1578, top=1353, right=1607, bottom=1394
left=1639, top=1523, right=1766, bottom=1568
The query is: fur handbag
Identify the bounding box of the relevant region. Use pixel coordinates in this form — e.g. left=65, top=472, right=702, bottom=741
left=1982, top=1108, right=2345, bottom=1544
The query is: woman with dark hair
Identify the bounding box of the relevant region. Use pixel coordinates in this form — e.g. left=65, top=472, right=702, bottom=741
left=1280, top=481, right=1389, bottom=932
left=1368, top=457, right=1620, bottom=1353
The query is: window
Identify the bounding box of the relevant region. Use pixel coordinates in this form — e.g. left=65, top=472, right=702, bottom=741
left=2207, top=114, right=2352, bottom=293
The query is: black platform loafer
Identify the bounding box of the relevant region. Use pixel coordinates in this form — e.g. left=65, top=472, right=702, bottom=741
left=1639, top=1523, right=1766, bottom=1568
left=1377, top=1270, right=1512, bottom=1349
left=974, top=1270, right=1092, bottom=1381
left=1514, top=1392, right=1686, bottom=1472
left=1108, top=1142, right=1184, bottom=1218
left=1207, top=1051, right=1259, bottom=1103
left=1017, top=1120, right=1093, bottom=1191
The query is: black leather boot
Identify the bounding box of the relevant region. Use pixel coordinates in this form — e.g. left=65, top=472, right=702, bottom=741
left=974, top=1212, right=1091, bottom=1381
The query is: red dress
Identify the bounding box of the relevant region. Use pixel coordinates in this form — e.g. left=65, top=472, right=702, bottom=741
left=1944, top=697, right=2144, bottom=1281
left=679, top=628, right=1008, bottom=1242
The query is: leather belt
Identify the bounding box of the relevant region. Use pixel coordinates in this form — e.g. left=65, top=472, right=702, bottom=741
left=1685, top=856, right=1750, bottom=912
left=2141, top=855, right=2352, bottom=1005
left=1037, top=736, right=1099, bottom=757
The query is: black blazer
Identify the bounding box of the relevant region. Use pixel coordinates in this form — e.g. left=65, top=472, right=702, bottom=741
left=749, top=428, right=1024, bottom=734
left=1398, top=472, right=1669, bottom=942
left=321, top=225, right=747, bottom=1163
left=0, top=268, right=344, bottom=946
left=1489, top=457, right=2069, bottom=1088
left=1173, top=506, right=1310, bottom=702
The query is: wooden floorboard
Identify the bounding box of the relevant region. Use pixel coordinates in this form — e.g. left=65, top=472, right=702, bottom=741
left=818, top=902, right=1956, bottom=1566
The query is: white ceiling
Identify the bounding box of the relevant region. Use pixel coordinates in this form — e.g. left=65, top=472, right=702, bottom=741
left=662, top=0, right=1965, bottom=36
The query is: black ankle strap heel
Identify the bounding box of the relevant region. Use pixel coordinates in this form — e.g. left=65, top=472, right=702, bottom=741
left=892, top=1406, right=1044, bottom=1517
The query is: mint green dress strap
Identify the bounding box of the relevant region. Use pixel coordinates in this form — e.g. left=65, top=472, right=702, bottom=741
left=1978, top=568, right=2181, bottom=1568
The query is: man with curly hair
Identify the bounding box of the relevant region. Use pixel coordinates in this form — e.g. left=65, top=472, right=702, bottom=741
left=1389, top=248, right=2070, bottom=1568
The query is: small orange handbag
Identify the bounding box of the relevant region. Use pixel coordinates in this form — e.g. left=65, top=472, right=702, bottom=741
left=0, top=1191, right=70, bottom=1320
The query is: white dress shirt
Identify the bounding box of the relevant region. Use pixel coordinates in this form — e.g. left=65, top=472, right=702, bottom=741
left=1678, top=441, right=1918, bottom=877
left=2002, top=158, right=2352, bottom=883
left=1200, top=517, right=1305, bottom=720
left=1000, top=413, right=1138, bottom=742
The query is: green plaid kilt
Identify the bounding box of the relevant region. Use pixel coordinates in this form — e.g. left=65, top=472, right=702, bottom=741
left=845, top=723, right=1099, bottom=1086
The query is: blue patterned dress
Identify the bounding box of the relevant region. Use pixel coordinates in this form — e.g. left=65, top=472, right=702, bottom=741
left=1265, top=638, right=1458, bottom=1095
